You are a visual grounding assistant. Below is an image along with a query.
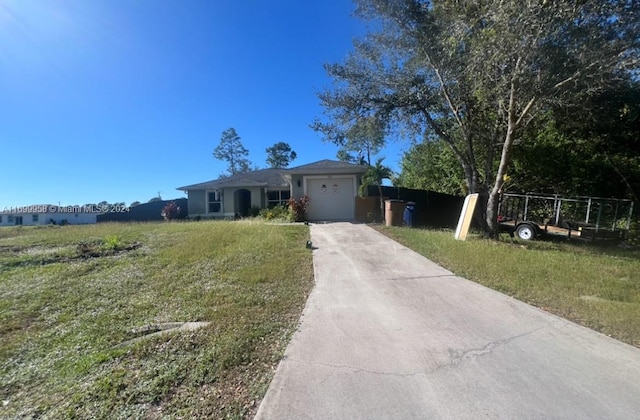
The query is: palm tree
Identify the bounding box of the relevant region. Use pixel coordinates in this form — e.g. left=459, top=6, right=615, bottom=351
left=359, top=157, right=394, bottom=222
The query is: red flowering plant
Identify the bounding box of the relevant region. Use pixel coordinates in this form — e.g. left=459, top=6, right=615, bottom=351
left=161, top=201, right=181, bottom=221
left=288, top=196, right=310, bottom=222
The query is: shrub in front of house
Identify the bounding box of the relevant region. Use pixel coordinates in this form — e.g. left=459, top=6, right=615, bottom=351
left=259, top=204, right=292, bottom=221
left=248, top=206, right=261, bottom=217
left=288, top=196, right=309, bottom=222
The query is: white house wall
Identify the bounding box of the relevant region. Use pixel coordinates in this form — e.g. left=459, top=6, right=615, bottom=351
left=0, top=212, right=97, bottom=226
left=290, top=174, right=305, bottom=199
left=185, top=187, right=265, bottom=218
left=49, top=213, right=97, bottom=225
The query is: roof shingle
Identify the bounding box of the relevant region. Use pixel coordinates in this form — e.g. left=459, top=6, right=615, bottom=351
left=177, top=160, right=367, bottom=191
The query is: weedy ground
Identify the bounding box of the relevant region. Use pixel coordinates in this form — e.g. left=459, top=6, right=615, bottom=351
left=376, top=226, right=640, bottom=348
left=0, top=220, right=313, bottom=418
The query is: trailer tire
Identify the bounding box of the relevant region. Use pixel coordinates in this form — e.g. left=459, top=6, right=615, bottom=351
left=515, top=224, right=536, bottom=241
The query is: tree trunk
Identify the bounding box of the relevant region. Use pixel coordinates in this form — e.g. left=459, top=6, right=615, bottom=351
left=485, top=71, right=537, bottom=238
left=485, top=88, right=519, bottom=237
left=486, top=142, right=514, bottom=238
left=485, top=192, right=501, bottom=237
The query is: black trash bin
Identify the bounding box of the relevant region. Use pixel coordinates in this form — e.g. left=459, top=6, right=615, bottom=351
left=403, top=201, right=416, bottom=227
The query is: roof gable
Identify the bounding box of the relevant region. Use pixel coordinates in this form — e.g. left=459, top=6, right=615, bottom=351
left=177, top=160, right=368, bottom=191
left=288, top=159, right=368, bottom=172
left=177, top=168, right=288, bottom=191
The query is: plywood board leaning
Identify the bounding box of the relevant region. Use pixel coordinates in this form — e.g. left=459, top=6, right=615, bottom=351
left=455, top=193, right=479, bottom=241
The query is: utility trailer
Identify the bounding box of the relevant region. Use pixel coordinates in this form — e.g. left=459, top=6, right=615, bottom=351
left=497, top=193, right=634, bottom=241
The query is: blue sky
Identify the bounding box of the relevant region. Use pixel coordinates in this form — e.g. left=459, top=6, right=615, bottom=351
left=1, top=0, right=406, bottom=208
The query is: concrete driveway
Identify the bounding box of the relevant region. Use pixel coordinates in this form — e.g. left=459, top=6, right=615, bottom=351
left=255, top=223, right=640, bottom=419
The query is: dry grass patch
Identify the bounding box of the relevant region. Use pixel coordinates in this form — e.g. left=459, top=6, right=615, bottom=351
left=0, top=221, right=313, bottom=418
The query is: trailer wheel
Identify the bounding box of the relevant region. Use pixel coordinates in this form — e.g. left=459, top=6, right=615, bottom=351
left=515, top=224, right=536, bottom=241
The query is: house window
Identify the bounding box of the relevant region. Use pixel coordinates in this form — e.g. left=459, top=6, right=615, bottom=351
left=8, top=215, right=14, bottom=224
left=33, top=214, right=39, bottom=223
left=0, top=215, right=2, bottom=223
left=208, top=191, right=221, bottom=213
left=267, top=190, right=291, bottom=208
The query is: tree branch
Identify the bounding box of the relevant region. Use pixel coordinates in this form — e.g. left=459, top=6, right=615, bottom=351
left=433, top=65, right=465, bottom=131
left=515, top=96, right=537, bottom=127
left=550, top=61, right=598, bottom=91
left=420, top=108, right=471, bottom=172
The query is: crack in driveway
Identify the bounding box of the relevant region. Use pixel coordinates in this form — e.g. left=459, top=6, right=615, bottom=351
left=285, top=327, right=545, bottom=378
left=441, top=327, right=546, bottom=371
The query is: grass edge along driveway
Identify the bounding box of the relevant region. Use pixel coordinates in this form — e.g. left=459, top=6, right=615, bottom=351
left=376, top=225, right=640, bottom=349
left=0, top=220, right=314, bottom=419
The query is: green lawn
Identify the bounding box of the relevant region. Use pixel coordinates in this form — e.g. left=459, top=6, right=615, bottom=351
left=376, top=226, right=640, bottom=348
left=0, top=221, right=313, bottom=418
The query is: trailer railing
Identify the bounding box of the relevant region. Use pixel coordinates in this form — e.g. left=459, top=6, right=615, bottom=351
left=498, top=193, right=634, bottom=241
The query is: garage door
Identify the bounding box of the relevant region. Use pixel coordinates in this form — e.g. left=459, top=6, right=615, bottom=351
left=305, top=176, right=355, bottom=221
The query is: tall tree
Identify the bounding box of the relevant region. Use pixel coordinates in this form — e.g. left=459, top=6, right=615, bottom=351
left=266, top=142, right=297, bottom=168
left=314, top=115, right=385, bottom=165
left=399, top=79, right=640, bottom=200
left=315, top=0, right=640, bottom=236
left=510, top=80, right=640, bottom=201
left=397, top=141, right=465, bottom=196
left=213, top=128, right=252, bottom=175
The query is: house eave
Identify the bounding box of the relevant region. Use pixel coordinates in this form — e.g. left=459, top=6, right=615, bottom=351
left=177, top=182, right=290, bottom=192
left=286, top=168, right=367, bottom=175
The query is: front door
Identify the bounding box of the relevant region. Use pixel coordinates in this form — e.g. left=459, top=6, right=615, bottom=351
left=235, top=189, right=251, bottom=217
